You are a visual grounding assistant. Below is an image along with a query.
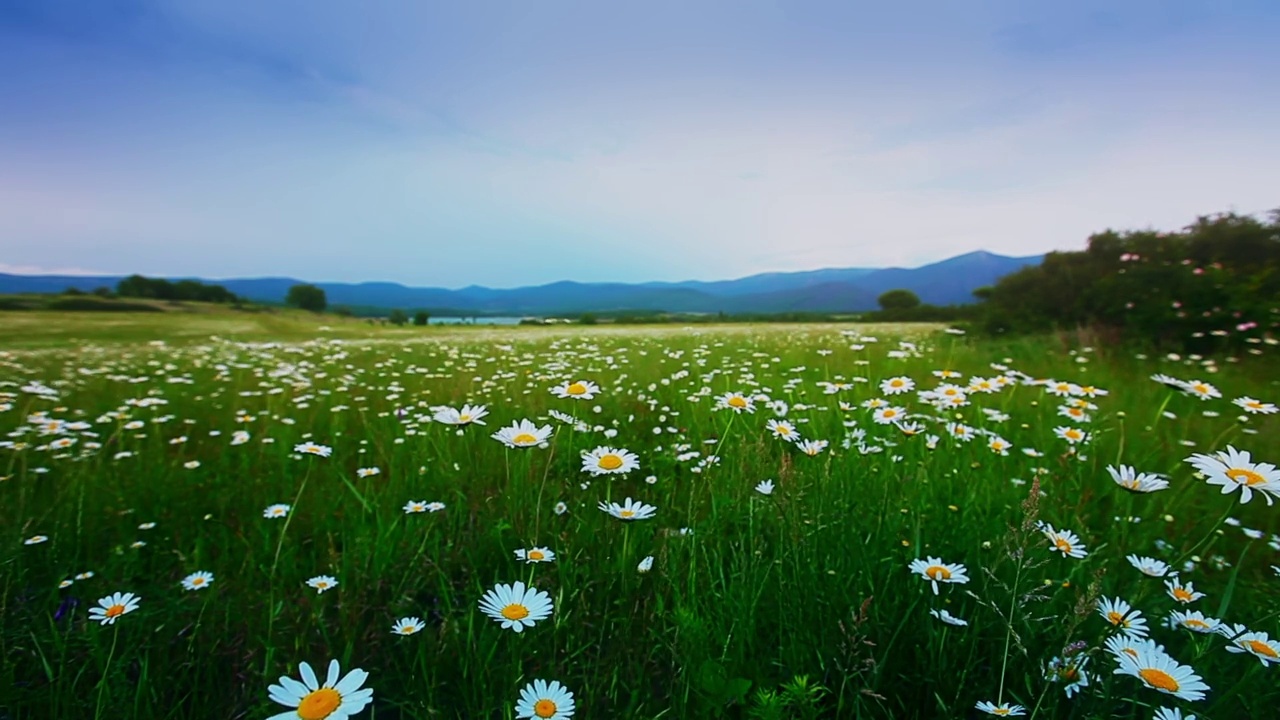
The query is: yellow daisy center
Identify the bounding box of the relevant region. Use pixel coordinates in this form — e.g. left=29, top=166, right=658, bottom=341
left=528, top=550, right=545, bottom=561
left=1061, top=667, right=1079, bottom=682
left=882, top=409, right=898, bottom=418
left=1172, top=588, right=1193, bottom=602
left=501, top=604, right=530, bottom=621
left=619, top=509, right=635, bottom=518
left=1246, top=401, right=1262, bottom=409
left=459, top=414, right=471, bottom=422
left=1246, top=640, right=1279, bottom=658
left=297, top=687, right=342, bottom=720
left=776, top=425, right=791, bottom=435
left=534, top=699, right=558, bottom=718
left=598, top=454, right=623, bottom=470
left=1106, top=611, right=1129, bottom=627
left=728, top=396, right=747, bottom=408
left=1226, top=467, right=1264, bottom=486
left=1192, top=384, right=1210, bottom=394
left=104, top=604, right=125, bottom=618
left=191, top=578, right=205, bottom=586
left=1184, top=619, right=1209, bottom=629
left=566, top=382, right=587, bottom=395
left=512, top=433, right=537, bottom=445
left=890, top=379, right=904, bottom=387
left=1138, top=668, right=1180, bottom=692
left=1065, top=430, right=1081, bottom=440
left=993, top=709, right=1011, bottom=717
left=1054, top=538, right=1073, bottom=553
left=925, top=565, right=952, bottom=580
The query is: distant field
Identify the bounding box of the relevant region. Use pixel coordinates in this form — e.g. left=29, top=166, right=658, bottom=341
left=1, top=313, right=1277, bottom=719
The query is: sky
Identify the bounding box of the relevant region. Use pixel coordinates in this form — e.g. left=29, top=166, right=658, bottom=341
left=1, top=1, right=1278, bottom=288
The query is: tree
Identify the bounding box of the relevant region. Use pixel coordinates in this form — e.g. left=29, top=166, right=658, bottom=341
left=877, top=289, right=921, bottom=311
left=388, top=309, right=409, bottom=326
left=412, top=311, right=430, bottom=326
left=286, top=284, right=327, bottom=313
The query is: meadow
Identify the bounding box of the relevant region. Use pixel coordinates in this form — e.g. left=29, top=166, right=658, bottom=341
left=1, top=313, right=1278, bottom=719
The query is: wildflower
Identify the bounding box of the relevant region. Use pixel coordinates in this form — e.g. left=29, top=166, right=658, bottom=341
left=1039, top=523, right=1088, bottom=559
left=403, top=500, right=429, bottom=514
left=1166, top=610, right=1220, bottom=634
left=765, top=419, right=800, bottom=442
left=392, top=617, right=424, bottom=635
left=872, top=406, right=906, bottom=424
left=715, top=392, right=755, bottom=413
left=1127, top=555, right=1171, bottom=578
left=975, top=700, right=1026, bottom=716
left=551, top=380, right=599, bottom=400
left=1183, top=380, right=1220, bottom=400
left=432, top=404, right=489, bottom=426
left=478, top=581, right=553, bottom=633
left=515, top=547, right=556, bottom=564
left=1222, top=627, right=1280, bottom=666
left=1112, top=645, right=1210, bottom=701
left=294, top=442, right=332, bottom=458
left=880, top=376, right=915, bottom=395
left=930, top=609, right=967, bottom=626
left=425, top=501, right=445, bottom=512
left=181, top=571, right=214, bottom=591
left=1164, top=577, right=1205, bottom=604
left=1108, top=465, right=1170, bottom=493
left=23, top=535, right=48, bottom=546
left=581, top=446, right=639, bottom=476
left=1233, top=397, right=1277, bottom=415
left=515, top=679, right=576, bottom=719
left=356, top=467, right=380, bottom=478
left=492, top=419, right=554, bottom=448
left=307, top=576, right=339, bottom=594
left=1053, top=426, right=1089, bottom=444
left=1045, top=655, right=1090, bottom=698
left=1098, top=597, right=1149, bottom=637
left=553, top=502, right=568, bottom=515
left=755, top=479, right=775, bottom=495
left=987, top=437, right=1012, bottom=455
left=598, top=497, right=657, bottom=521
left=264, top=504, right=291, bottom=519
left=1153, top=709, right=1195, bottom=720
left=59, top=579, right=74, bottom=588
left=795, top=439, right=828, bottom=456
left=89, top=591, right=140, bottom=625
left=908, top=557, right=970, bottom=594
left=1185, top=446, right=1279, bottom=505
left=267, top=658, right=373, bottom=720
left=638, top=555, right=654, bottom=573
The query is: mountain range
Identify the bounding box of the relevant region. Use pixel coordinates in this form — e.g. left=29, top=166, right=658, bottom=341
left=0, top=250, right=1043, bottom=315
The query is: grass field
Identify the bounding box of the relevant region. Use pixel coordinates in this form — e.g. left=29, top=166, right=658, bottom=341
left=1, top=313, right=1278, bottom=719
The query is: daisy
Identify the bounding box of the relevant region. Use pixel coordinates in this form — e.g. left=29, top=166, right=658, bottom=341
left=1054, top=426, right=1089, bottom=444
left=1164, top=577, right=1205, bottom=604
left=266, top=659, right=373, bottom=720
left=715, top=392, right=755, bottom=413
left=551, top=380, right=599, bottom=400
left=1223, top=627, right=1280, bottom=666
left=1183, top=380, right=1220, bottom=400
left=554, top=501, right=568, bottom=515
left=765, top=418, right=800, bottom=442
left=294, top=442, right=332, bottom=458
left=598, top=497, right=657, bottom=521
left=1098, top=597, right=1149, bottom=637
left=515, top=679, right=576, bottom=719
left=403, top=500, right=429, bottom=514
left=945, top=422, right=975, bottom=442
left=1039, top=523, right=1088, bottom=559
left=1127, top=555, right=1171, bottom=578
left=1185, top=446, right=1280, bottom=505
left=1108, top=465, right=1170, bottom=493
left=1166, top=610, right=1220, bottom=634
left=58, top=579, right=74, bottom=589
left=478, top=581, right=553, bottom=633
left=581, top=446, right=640, bottom=476
left=356, top=467, right=380, bottom=478
left=392, top=617, right=424, bottom=635
left=1113, top=645, right=1210, bottom=701
left=975, top=700, right=1026, bottom=716
left=1105, top=635, right=1166, bottom=662
left=872, top=406, right=906, bottom=424
left=264, top=504, right=291, bottom=519
left=987, top=437, right=1012, bottom=456
left=1233, top=396, right=1277, bottom=415
left=879, top=376, right=914, bottom=395
left=23, top=535, right=48, bottom=545
left=432, top=404, right=489, bottom=426
left=307, top=575, right=338, bottom=594
left=515, top=547, right=556, bottom=563
left=1153, top=709, right=1195, bottom=720
left=908, top=557, right=970, bottom=595
left=425, top=502, right=446, bottom=512
left=930, top=609, right=967, bottom=626
left=1045, top=655, right=1090, bottom=698
left=795, top=439, right=828, bottom=456
left=637, top=556, right=654, bottom=573
left=181, top=571, right=214, bottom=591
left=89, top=591, right=140, bottom=625
left=492, top=419, right=554, bottom=449
left=755, top=479, right=775, bottom=495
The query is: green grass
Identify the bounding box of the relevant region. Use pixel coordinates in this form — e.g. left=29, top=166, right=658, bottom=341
left=1, top=316, right=1277, bottom=719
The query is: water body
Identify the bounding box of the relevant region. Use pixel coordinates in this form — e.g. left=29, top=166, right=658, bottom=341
left=427, top=316, right=525, bottom=325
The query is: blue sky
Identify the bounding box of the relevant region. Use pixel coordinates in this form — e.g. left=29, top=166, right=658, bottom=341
left=1, top=0, right=1278, bottom=288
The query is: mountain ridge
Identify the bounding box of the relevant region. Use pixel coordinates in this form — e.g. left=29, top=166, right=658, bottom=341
left=0, top=250, right=1044, bottom=314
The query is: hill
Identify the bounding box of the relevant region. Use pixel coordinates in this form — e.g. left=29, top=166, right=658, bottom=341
left=0, top=250, right=1042, bottom=314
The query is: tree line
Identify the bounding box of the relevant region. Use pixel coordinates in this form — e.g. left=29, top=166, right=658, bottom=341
left=971, top=208, right=1280, bottom=352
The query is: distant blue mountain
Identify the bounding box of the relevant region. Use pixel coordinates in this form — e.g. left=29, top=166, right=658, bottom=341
left=0, top=250, right=1043, bottom=314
